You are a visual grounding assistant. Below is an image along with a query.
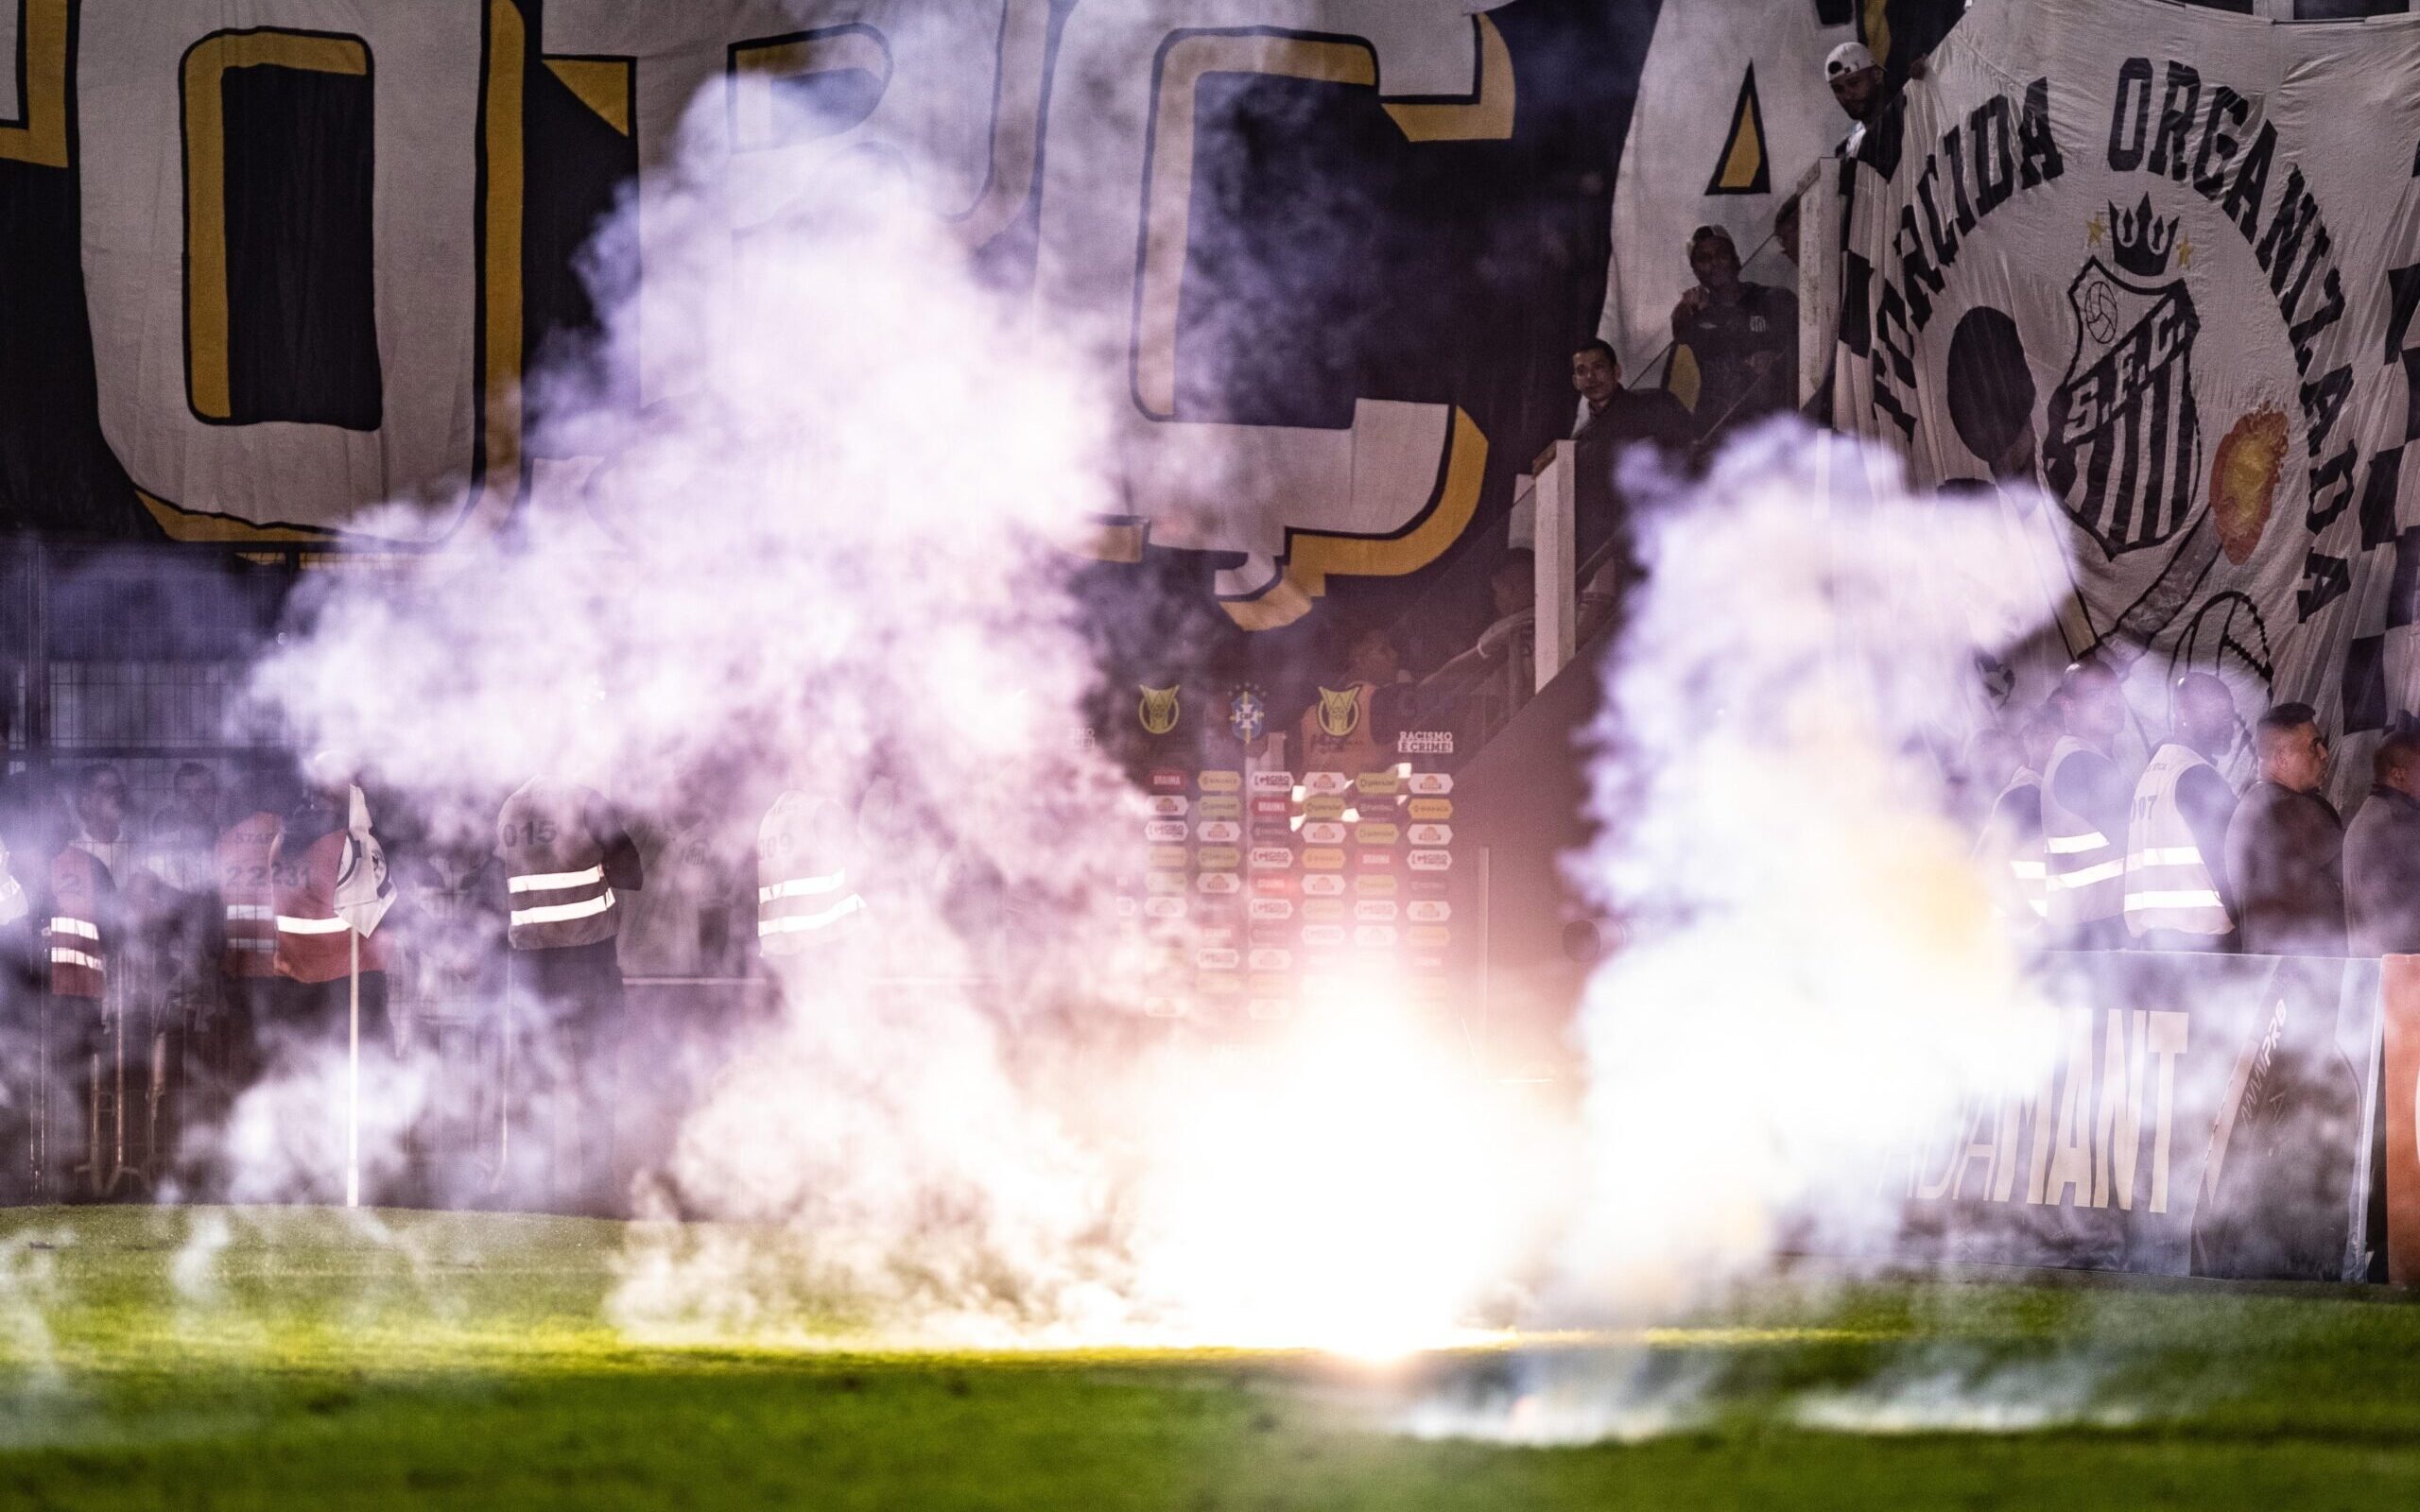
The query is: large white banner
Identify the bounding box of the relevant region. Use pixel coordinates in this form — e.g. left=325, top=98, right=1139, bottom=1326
left=1835, top=0, right=2420, bottom=771
left=1602, top=0, right=1870, bottom=384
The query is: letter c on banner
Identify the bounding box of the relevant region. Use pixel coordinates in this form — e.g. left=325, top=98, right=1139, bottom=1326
left=1042, top=3, right=1512, bottom=629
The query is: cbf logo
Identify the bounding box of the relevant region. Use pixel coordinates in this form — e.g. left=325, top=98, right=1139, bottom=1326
left=2045, top=196, right=2201, bottom=558
left=1227, top=685, right=1268, bottom=745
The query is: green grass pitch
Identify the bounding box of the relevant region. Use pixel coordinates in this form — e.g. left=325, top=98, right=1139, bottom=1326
left=4, top=1207, right=2420, bottom=1509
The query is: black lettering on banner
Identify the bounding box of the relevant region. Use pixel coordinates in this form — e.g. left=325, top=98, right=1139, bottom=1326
left=1894, top=205, right=1945, bottom=330
left=1840, top=250, right=1875, bottom=358
left=2306, top=444, right=2357, bottom=532
left=2017, top=77, right=2066, bottom=188
left=1971, top=95, right=2016, bottom=216
left=2150, top=61, right=2200, bottom=180
left=2277, top=221, right=2333, bottom=335
left=2190, top=85, right=2248, bottom=198
left=1875, top=281, right=1918, bottom=391
left=1944, top=121, right=1979, bottom=235
left=2221, top=121, right=2276, bottom=239
left=2302, top=365, right=2353, bottom=457
left=2108, top=57, right=2153, bottom=172
left=2256, top=168, right=2321, bottom=289
left=2298, top=552, right=2352, bottom=621
left=2286, top=268, right=2344, bottom=376
left=1917, top=157, right=1960, bottom=264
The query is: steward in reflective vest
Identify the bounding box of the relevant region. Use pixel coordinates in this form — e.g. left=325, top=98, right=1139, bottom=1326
left=2041, top=734, right=2128, bottom=943
left=494, top=777, right=639, bottom=1218
left=45, top=845, right=111, bottom=1000
left=2124, top=743, right=2236, bottom=945
left=216, top=810, right=282, bottom=979
left=272, top=816, right=387, bottom=986
left=2040, top=661, right=2137, bottom=949
left=1975, top=768, right=2048, bottom=934
left=757, top=793, right=866, bottom=957
left=497, top=778, right=627, bottom=951
left=2123, top=675, right=2244, bottom=950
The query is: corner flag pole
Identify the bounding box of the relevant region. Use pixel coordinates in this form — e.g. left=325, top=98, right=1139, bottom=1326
left=346, top=925, right=361, bottom=1209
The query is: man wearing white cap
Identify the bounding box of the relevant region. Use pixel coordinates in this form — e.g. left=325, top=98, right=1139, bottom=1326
left=1825, top=42, right=1886, bottom=158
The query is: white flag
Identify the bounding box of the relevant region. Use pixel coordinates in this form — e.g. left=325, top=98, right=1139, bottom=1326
left=335, top=784, right=396, bottom=936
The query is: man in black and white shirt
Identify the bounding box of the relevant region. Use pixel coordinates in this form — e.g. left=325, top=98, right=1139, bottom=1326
left=1667, top=227, right=1797, bottom=447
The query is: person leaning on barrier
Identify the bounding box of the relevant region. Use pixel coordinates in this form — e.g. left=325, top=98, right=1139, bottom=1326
left=2123, top=673, right=2242, bottom=953
left=1571, top=339, right=1690, bottom=456
left=1569, top=338, right=1688, bottom=602
left=1667, top=227, right=1797, bottom=449
left=2040, top=661, right=2134, bottom=951
left=2343, top=725, right=2420, bottom=957
left=2222, top=704, right=2346, bottom=957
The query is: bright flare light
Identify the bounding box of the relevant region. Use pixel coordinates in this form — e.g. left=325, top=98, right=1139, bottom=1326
left=1123, top=983, right=1563, bottom=1361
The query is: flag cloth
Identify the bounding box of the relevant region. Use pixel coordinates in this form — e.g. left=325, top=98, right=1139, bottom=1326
left=1832, top=0, right=2420, bottom=800
left=335, top=784, right=396, bottom=937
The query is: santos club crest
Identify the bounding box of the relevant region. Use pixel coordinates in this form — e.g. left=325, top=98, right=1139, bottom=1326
left=2044, top=198, right=2202, bottom=559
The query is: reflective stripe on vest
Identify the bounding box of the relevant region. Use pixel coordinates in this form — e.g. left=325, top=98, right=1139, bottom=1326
left=497, top=781, right=622, bottom=950
left=507, top=864, right=616, bottom=933
left=759, top=893, right=866, bottom=937
left=271, top=828, right=382, bottom=984
left=46, top=915, right=104, bottom=998
left=2123, top=743, right=2231, bottom=936
left=756, top=793, right=866, bottom=958
left=2041, top=738, right=2126, bottom=928
left=217, top=813, right=284, bottom=977
left=757, top=870, right=865, bottom=954
left=1979, top=772, right=2049, bottom=925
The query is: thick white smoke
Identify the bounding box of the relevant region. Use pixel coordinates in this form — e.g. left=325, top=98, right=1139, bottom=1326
left=1550, top=430, right=2066, bottom=1320
left=224, top=74, right=1556, bottom=1353
left=224, top=46, right=2068, bottom=1366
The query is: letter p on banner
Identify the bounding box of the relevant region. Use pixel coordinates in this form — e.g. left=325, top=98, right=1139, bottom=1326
left=2385, top=955, right=2420, bottom=1287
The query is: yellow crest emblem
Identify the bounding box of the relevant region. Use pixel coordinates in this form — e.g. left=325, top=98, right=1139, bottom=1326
left=1137, top=684, right=1181, bottom=736
left=1315, top=685, right=1362, bottom=739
